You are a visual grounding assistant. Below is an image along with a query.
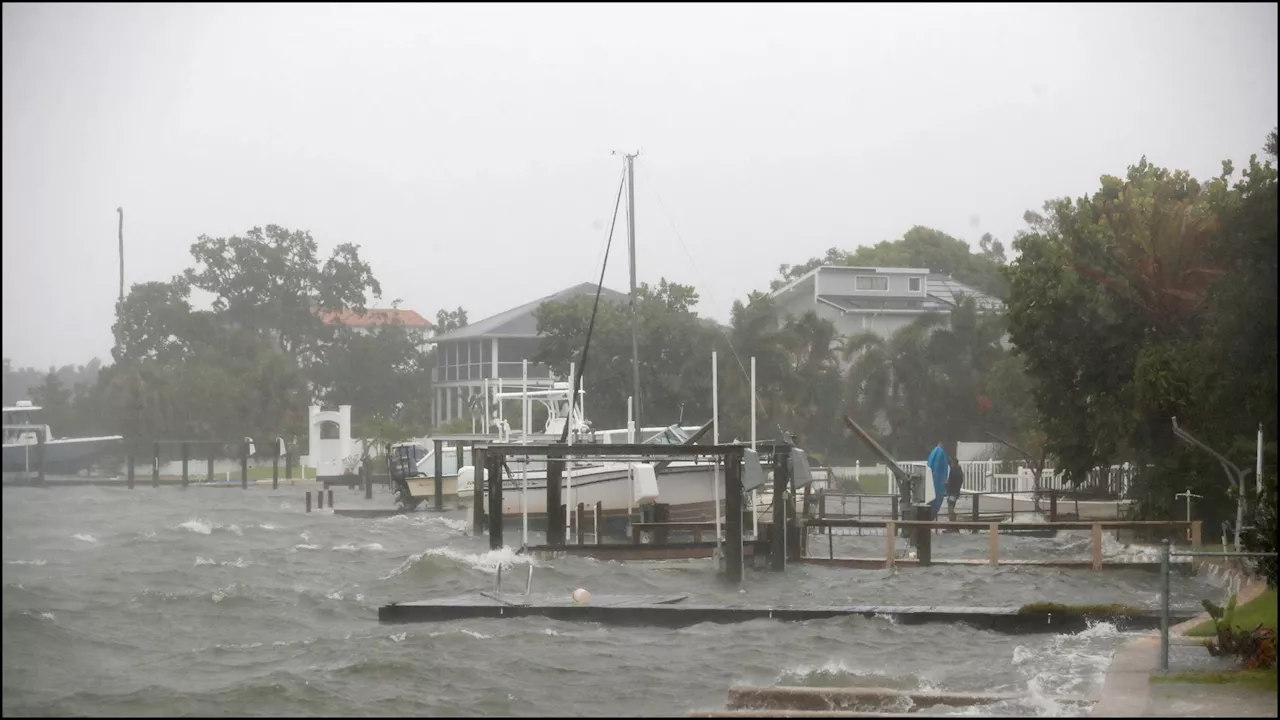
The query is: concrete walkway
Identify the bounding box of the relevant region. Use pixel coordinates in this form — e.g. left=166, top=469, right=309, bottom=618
left=1092, top=580, right=1276, bottom=717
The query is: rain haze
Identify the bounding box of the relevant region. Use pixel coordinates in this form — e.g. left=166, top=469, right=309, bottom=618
left=2, top=2, right=1277, bottom=368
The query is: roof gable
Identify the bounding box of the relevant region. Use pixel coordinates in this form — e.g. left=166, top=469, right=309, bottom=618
left=430, top=283, right=629, bottom=342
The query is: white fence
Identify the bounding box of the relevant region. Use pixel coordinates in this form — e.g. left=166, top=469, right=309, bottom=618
left=829, top=460, right=1137, bottom=498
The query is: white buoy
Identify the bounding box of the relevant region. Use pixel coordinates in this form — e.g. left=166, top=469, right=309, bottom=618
left=572, top=588, right=591, bottom=604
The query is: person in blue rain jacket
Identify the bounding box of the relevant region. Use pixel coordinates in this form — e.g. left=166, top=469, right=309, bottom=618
left=926, top=443, right=950, bottom=520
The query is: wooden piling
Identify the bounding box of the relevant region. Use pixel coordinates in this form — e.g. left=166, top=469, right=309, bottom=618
left=472, top=448, right=486, bottom=536
left=885, top=522, right=896, bottom=568
left=454, top=441, right=465, bottom=510
left=127, top=455, right=135, bottom=489
left=318, top=487, right=325, bottom=509
left=971, top=493, right=980, bottom=522
left=433, top=438, right=444, bottom=512
left=655, top=504, right=672, bottom=545
left=272, top=448, right=279, bottom=490
left=364, top=458, right=373, bottom=500
left=35, top=429, right=46, bottom=484
left=152, top=442, right=160, bottom=487
left=487, top=455, right=503, bottom=550
left=328, top=489, right=334, bottom=508
left=181, top=442, right=189, bottom=488
left=286, top=449, right=294, bottom=480
left=988, top=523, right=999, bottom=565
left=771, top=447, right=790, bottom=572
left=241, top=441, right=249, bottom=489
left=1190, top=520, right=1202, bottom=547
left=594, top=500, right=603, bottom=545
left=913, top=504, right=932, bottom=566
left=207, top=454, right=214, bottom=483
left=1049, top=490, right=1058, bottom=523
left=576, top=502, right=586, bottom=545
left=724, top=447, right=744, bottom=583
left=1091, top=522, right=1103, bottom=571
left=820, top=488, right=833, bottom=560
left=545, top=451, right=563, bottom=546
left=305, top=491, right=311, bottom=513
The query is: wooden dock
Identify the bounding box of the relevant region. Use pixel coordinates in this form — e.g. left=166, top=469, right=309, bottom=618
left=377, top=592, right=1196, bottom=633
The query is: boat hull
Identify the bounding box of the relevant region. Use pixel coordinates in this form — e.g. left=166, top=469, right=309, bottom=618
left=2, top=436, right=123, bottom=474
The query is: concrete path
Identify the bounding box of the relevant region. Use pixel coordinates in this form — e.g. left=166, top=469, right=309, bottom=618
left=1092, top=580, right=1276, bottom=717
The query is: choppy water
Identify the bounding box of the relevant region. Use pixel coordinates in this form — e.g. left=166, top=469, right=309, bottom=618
left=3, top=484, right=1224, bottom=717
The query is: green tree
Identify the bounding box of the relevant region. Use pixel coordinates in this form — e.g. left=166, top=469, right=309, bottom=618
left=435, top=307, right=469, bottom=333
left=183, top=224, right=382, bottom=362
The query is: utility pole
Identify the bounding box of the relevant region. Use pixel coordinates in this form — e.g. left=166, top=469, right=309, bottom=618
left=117, top=206, right=124, bottom=303
left=625, top=151, right=641, bottom=436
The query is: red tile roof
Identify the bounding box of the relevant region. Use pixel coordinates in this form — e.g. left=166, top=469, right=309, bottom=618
left=315, top=308, right=434, bottom=329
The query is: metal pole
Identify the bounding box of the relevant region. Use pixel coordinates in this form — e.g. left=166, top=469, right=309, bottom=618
left=566, top=362, right=575, bottom=538
left=712, top=350, right=722, bottom=546
left=626, top=151, right=641, bottom=434
left=1160, top=538, right=1171, bottom=672
left=751, top=356, right=758, bottom=540
left=522, top=359, right=529, bottom=547
left=1258, top=424, right=1265, bottom=496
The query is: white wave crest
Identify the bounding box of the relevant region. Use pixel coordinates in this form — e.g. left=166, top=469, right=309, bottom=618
left=180, top=519, right=213, bottom=535
left=72, top=533, right=98, bottom=543
left=6, top=559, right=47, bottom=566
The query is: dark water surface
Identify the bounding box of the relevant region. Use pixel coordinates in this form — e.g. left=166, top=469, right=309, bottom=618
left=2, top=485, right=1223, bottom=717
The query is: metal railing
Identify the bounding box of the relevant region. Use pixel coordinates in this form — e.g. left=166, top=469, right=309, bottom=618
left=1158, top=539, right=1277, bottom=671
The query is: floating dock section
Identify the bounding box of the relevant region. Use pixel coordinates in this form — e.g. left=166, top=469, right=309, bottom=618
left=377, top=592, right=1195, bottom=633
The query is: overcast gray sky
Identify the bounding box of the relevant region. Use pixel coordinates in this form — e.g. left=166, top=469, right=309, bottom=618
left=3, top=2, right=1276, bottom=369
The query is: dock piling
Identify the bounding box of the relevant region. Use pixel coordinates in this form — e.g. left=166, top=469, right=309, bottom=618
left=576, top=503, right=585, bottom=545
left=472, top=448, right=485, bottom=537
left=286, top=449, right=293, bottom=480
left=433, top=439, right=444, bottom=512
left=724, top=447, right=744, bottom=583
left=181, top=442, right=189, bottom=488
left=241, top=441, right=249, bottom=489
left=594, top=501, right=603, bottom=545
left=127, top=455, right=135, bottom=489
left=306, top=491, right=311, bottom=513
left=885, top=521, right=896, bottom=567
left=770, top=446, right=790, bottom=572
left=1091, top=522, right=1103, bottom=570
left=486, top=455, right=503, bottom=550
left=545, top=451, right=563, bottom=546
left=152, top=442, right=159, bottom=487
left=207, top=454, right=214, bottom=483
left=328, top=489, right=334, bottom=508
left=364, top=458, right=373, bottom=500
left=272, top=443, right=279, bottom=490
left=913, top=504, right=932, bottom=566
left=989, top=523, right=999, bottom=565
left=318, top=488, right=324, bottom=509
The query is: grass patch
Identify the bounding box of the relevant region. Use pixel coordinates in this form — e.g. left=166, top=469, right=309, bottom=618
left=1186, top=589, right=1278, bottom=637
left=1017, top=602, right=1145, bottom=616
left=1150, top=668, right=1278, bottom=691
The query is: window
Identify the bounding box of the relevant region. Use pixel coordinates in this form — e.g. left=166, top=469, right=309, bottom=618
left=855, top=275, right=888, bottom=291
left=909, top=277, right=922, bottom=292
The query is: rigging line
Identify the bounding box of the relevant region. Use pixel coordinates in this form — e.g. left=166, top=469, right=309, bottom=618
left=636, top=157, right=788, bottom=439
left=560, top=165, right=627, bottom=444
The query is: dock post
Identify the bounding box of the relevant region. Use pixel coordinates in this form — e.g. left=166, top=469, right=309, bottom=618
left=1049, top=490, right=1057, bottom=523
left=318, top=487, right=324, bottom=509
left=472, top=448, right=485, bottom=536
left=127, top=455, right=135, bottom=489
left=654, top=504, right=671, bottom=545
left=328, top=489, right=334, bottom=508
left=913, top=504, right=932, bottom=566
left=454, top=441, right=465, bottom=510
left=576, top=503, right=585, bottom=545
left=35, top=428, right=46, bottom=484
left=306, top=491, right=311, bottom=513
left=545, top=451, right=563, bottom=546
left=771, top=446, right=790, bottom=572
left=433, top=438, right=444, bottom=512
left=594, top=501, right=602, bottom=545
left=486, top=455, right=503, bottom=550
left=364, top=458, right=373, bottom=500
left=724, top=447, right=744, bottom=584
left=206, top=454, right=214, bottom=483
left=972, top=492, right=980, bottom=523
left=241, top=441, right=249, bottom=489
left=885, top=521, right=896, bottom=568
left=1091, top=522, right=1103, bottom=570
left=152, top=442, right=160, bottom=487
left=988, top=523, right=999, bottom=565
left=272, top=444, right=279, bottom=490
left=181, top=442, right=189, bottom=488
left=1191, top=520, right=1202, bottom=547
left=286, top=449, right=293, bottom=480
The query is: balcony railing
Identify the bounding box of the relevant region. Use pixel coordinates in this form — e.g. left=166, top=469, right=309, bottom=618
left=432, top=362, right=555, bottom=384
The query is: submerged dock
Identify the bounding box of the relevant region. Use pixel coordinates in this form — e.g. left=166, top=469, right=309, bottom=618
left=377, top=592, right=1195, bottom=633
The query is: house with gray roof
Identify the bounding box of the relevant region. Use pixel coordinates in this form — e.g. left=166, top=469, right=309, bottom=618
left=769, top=265, right=1004, bottom=365
left=428, top=282, right=628, bottom=426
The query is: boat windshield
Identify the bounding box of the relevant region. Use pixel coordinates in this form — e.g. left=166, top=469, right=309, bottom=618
left=643, top=425, right=691, bottom=445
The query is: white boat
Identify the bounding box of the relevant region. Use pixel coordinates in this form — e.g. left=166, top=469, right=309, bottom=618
left=2, top=401, right=124, bottom=474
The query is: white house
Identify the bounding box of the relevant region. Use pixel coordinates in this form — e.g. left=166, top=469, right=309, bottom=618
left=769, top=265, right=1004, bottom=365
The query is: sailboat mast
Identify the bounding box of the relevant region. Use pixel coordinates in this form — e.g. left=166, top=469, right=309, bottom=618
left=626, top=151, right=641, bottom=436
